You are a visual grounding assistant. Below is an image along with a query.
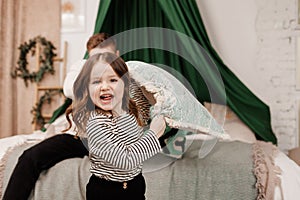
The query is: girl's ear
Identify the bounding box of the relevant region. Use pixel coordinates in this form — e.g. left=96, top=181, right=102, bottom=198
left=116, top=50, right=120, bottom=56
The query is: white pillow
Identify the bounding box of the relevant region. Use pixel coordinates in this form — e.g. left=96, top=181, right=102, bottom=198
left=127, top=61, right=228, bottom=139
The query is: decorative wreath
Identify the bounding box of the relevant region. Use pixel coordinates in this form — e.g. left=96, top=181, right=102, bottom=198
left=31, top=89, right=64, bottom=129
left=11, top=36, right=57, bottom=86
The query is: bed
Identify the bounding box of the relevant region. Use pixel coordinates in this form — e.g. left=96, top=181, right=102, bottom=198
left=0, top=118, right=300, bottom=200
left=1, top=61, right=300, bottom=200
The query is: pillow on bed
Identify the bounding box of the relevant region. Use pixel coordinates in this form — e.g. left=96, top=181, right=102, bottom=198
left=204, top=102, right=256, bottom=143
left=128, top=61, right=227, bottom=136
left=127, top=61, right=230, bottom=159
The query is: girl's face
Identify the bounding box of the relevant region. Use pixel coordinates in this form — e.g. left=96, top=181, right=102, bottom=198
left=89, top=61, right=125, bottom=116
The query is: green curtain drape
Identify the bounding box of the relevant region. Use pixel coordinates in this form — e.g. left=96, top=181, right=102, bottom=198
left=89, top=0, right=277, bottom=144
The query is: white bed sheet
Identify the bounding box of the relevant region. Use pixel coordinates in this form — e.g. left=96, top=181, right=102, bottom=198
left=0, top=132, right=46, bottom=159
left=274, top=151, right=300, bottom=200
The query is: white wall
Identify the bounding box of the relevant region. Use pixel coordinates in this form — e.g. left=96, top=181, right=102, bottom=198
left=197, top=0, right=300, bottom=152
left=197, top=0, right=262, bottom=100
left=61, top=0, right=300, bottom=153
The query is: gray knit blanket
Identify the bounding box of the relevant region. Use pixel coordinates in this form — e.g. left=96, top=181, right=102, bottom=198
left=1, top=140, right=265, bottom=200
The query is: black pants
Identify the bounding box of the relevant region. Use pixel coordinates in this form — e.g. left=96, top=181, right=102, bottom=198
left=2, top=134, right=88, bottom=200
left=86, top=174, right=146, bottom=200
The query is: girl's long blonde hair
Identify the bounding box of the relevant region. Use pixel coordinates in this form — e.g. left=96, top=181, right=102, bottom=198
left=70, top=52, right=140, bottom=136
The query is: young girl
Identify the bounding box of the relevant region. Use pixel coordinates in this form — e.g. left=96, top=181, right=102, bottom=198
left=72, top=52, right=166, bottom=200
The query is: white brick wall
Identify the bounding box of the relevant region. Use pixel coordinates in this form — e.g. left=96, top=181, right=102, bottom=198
left=256, top=0, right=300, bottom=153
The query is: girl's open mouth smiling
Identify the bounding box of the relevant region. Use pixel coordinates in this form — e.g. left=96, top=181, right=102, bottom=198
left=100, top=94, right=113, bottom=103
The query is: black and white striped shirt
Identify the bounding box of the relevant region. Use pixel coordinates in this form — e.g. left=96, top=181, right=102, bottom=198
left=87, top=111, right=161, bottom=182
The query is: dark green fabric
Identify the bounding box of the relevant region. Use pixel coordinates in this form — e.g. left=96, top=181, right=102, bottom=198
left=45, top=98, right=72, bottom=129
left=90, top=0, right=277, bottom=144
left=157, top=0, right=276, bottom=143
